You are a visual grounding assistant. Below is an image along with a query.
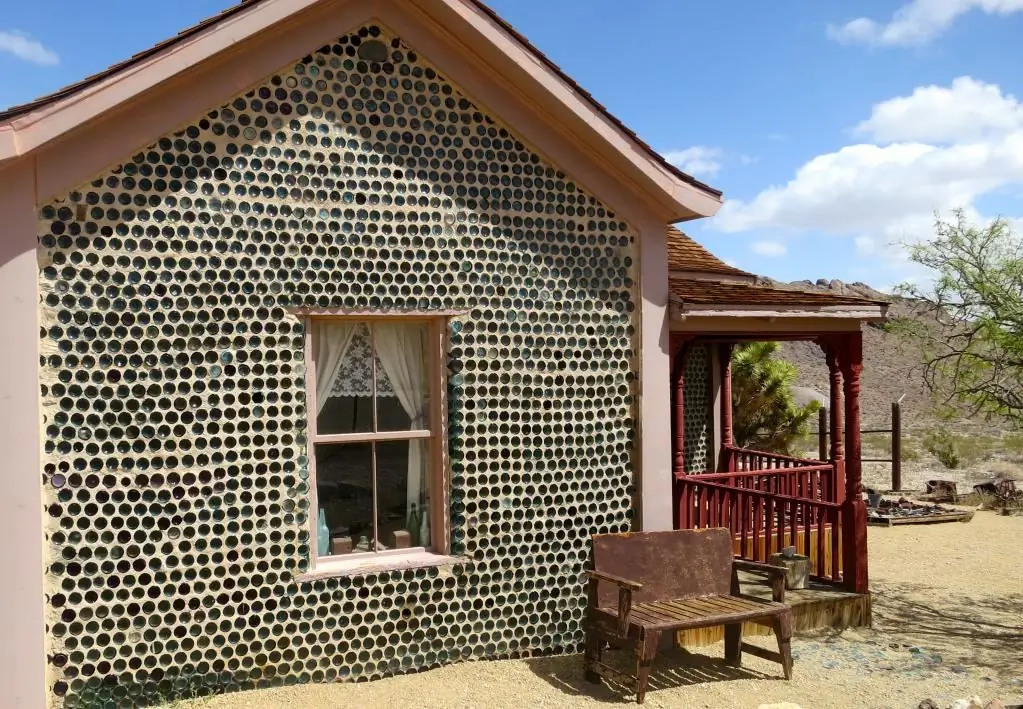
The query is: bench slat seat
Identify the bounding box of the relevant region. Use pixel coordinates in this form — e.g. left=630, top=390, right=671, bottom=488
left=592, top=595, right=787, bottom=632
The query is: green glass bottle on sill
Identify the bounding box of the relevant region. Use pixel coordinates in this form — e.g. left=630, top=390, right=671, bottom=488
left=406, top=503, right=421, bottom=547
left=317, top=508, right=330, bottom=557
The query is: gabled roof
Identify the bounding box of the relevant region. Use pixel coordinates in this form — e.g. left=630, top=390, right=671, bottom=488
left=666, top=226, right=754, bottom=278
left=0, top=1, right=260, bottom=122
left=0, top=0, right=721, bottom=220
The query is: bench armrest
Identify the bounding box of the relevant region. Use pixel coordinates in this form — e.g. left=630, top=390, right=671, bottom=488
left=584, top=569, right=643, bottom=591
left=585, top=570, right=642, bottom=635
left=732, top=560, right=787, bottom=603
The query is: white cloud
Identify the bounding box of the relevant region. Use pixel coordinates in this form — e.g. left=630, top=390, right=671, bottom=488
left=716, top=139, right=1023, bottom=236
left=855, top=77, right=1023, bottom=143
left=713, top=77, right=1023, bottom=255
left=751, top=240, right=787, bottom=257
left=828, top=0, right=1023, bottom=47
left=662, top=146, right=723, bottom=178
left=0, top=30, right=58, bottom=66
left=854, top=235, right=877, bottom=255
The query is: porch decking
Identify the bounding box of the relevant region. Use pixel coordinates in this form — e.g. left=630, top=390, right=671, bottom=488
left=676, top=572, right=871, bottom=647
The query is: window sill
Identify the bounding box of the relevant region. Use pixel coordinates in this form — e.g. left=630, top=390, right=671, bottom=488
left=294, top=551, right=465, bottom=582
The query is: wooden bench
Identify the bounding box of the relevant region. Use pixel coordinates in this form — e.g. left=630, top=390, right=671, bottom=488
left=583, top=528, right=793, bottom=704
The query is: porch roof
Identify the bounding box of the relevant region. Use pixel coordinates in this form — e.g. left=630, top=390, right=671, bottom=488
left=666, top=226, right=755, bottom=279
left=669, top=277, right=890, bottom=321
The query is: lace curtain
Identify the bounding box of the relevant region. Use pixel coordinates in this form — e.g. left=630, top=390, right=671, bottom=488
left=328, top=325, right=397, bottom=398
left=314, top=321, right=357, bottom=414
left=374, top=322, right=430, bottom=545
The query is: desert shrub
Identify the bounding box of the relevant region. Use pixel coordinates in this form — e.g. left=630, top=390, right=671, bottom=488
left=923, top=430, right=961, bottom=469
left=862, top=432, right=892, bottom=456
left=955, top=435, right=997, bottom=464
left=1002, top=432, right=1023, bottom=454
left=900, top=441, right=923, bottom=463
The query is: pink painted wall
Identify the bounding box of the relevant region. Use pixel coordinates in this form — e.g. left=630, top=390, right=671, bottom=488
left=637, top=216, right=674, bottom=531
left=0, top=161, right=47, bottom=708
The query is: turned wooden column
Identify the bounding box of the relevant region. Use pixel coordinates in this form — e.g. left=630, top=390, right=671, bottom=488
left=719, top=343, right=734, bottom=471
left=840, top=330, right=868, bottom=594
left=671, top=346, right=687, bottom=478
left=670, top=337, right=691, bottom=529
left=824, top=342, right=845, bottom=504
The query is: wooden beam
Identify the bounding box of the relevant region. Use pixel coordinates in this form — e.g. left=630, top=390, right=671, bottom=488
left=891, top=401, right=902, bottom=492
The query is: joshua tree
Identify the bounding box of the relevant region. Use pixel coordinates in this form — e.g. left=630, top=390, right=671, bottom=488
left=731, top=341, right=820, bottom=454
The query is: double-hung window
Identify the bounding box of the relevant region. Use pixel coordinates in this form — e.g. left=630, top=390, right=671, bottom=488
left=305, top=317, right=447, bottom=573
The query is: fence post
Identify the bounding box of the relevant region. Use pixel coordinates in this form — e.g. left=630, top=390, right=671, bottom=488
left=891, top=401, right=902, bottom=492
left=818, top=407, right=828, bottom=462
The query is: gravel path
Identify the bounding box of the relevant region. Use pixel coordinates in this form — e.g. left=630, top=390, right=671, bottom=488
left=168, top=512, right=1023, bottom=709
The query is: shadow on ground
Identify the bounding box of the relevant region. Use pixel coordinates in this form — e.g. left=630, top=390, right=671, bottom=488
left=869, top=581, right=1023, bottom=678
left=524, top=647, right=775, bottom=704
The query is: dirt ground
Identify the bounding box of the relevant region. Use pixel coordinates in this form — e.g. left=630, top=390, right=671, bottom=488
left=165, top=510, right=1023, bottom=709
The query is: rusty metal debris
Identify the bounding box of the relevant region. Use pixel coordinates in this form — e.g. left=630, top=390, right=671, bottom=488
left=921, top=480, right=959, bottom=503
left=866, top=496, right=974, bottom=526
left=974, top=477, right=1022, bottom=514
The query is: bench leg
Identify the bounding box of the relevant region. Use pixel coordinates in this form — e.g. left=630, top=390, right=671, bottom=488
left=636, top=629, right=660, bottom=705
left=724, top=622, right=742, bottom=667
left=584, top=628, right=602, bottom=684
left=772, top=613, right=793, bottom=680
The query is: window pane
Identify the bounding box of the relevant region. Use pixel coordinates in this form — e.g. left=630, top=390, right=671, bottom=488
left=376, top=439, right=431, bottom=550
left=372, top=321, right=429, bottom=433
left=314, top=323, right=373, bottom=435
left=315, top=442, right=375, bottom=556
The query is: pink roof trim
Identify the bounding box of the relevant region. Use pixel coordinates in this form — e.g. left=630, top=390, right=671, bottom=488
left=0, top=0, right=721, bottom=202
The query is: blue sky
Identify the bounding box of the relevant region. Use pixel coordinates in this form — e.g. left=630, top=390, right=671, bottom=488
left=4, top=0, right=1023, bottom=289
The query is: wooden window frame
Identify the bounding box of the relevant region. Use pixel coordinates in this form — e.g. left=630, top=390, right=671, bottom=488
left=300, top=313, right=453, bottom=579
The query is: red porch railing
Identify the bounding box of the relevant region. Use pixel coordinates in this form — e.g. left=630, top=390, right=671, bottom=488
left=670, top=332, right=868, bottom=593
left=675, top=446, right=844, bottom=585
left=675, top=477, right=843, bottom=583
left=720, top=445, right=842, bottom=504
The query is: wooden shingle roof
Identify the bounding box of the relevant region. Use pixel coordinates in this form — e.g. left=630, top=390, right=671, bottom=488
left=666, top=226, right=753, bottom=277
left=670, top=277, right=890, bottom=308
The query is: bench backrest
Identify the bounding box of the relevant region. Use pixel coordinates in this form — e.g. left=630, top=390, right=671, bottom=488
left=591, top=528, right=733, bottom=607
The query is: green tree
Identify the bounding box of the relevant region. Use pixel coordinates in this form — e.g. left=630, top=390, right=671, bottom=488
left=892, top=209, right=1023, bottom=424
left=731, top=341, right=820, bottom=454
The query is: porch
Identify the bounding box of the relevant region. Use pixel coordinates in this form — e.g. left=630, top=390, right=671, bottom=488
left=667, top=271, right=889, bottom=612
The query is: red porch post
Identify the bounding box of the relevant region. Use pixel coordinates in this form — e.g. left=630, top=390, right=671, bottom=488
left=824, top=343, right=845, bottom=504
left=840, top=331, right=869, bottom=594
left=672, top=347, right=687, bottom=478
left=719, top=343, right=734, bottom=472
left=670, top=335, right=693, bottom=530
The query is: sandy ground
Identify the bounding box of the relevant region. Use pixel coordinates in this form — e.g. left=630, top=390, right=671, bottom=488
left=168, top=512, right=1023, bottom=709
